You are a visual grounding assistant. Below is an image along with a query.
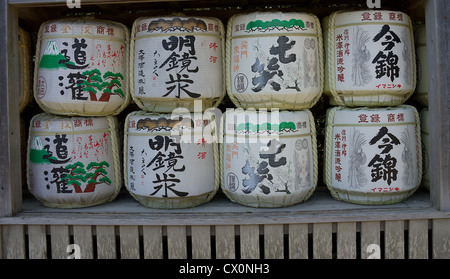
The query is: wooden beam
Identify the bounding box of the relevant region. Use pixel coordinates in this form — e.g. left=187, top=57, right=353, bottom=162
left=426, top=0, right=450, bottom=211
left=0, top=2, right=22, bottom=217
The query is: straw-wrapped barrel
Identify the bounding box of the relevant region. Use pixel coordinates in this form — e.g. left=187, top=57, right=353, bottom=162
left=27, top=113, right=121, bottom=208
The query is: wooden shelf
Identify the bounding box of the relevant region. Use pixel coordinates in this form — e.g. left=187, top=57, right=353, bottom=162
left=2, top=188, right=445, bottom=226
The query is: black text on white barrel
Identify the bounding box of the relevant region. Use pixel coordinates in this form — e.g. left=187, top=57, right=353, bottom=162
left=324, top=105, right=422, bottom=205
left=34, top=18, right=130, bottom=116
left=420, top=108, right=429, bottom=190
left=323, top=10, right=416, bottom=107
left=124, top=111, right=218, bottom=208
left=131, top=17, right=225, bottom=113
left=27, top=113, right=121, bottom=208
left=221, top=109, right=317, bottom=208
left=227, top=12, right=323, bottom=110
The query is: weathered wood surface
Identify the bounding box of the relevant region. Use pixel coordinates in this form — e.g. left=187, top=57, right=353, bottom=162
left=0, top=220, right=449, bottom=259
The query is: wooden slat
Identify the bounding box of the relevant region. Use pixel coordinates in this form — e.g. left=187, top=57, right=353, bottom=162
left=240, top=225, right=260, bottom=259
left=50, top=225, right=69, bottom=259
left=143, top=226, right=163, bottom=259
left=288, top=223, right=308, bottom=259
left=0, top=0, right=22, bottom=218
left=28, top=225, right=47, bottom=259
left=361, top=222, right=380, bottom=259
left=337, top=222, right=356, bottom=259
left=264, top=224, right=284, bottom=259
left=96, top=225, right=116, bottom=259
left=432, top=219, right=450, bottom=259
left=2, top=225, right=25, bottom=259
left=73, top=225, right=93, bottom=259
left=385, top=220, right=405, bottom=259
left=191, top=225, right=211, bottom=259
left=119, top=225, right=140, bottom=259
left=167, top=225, right=187, bottom=259
left=426, top=0, right=450, bottom=211
left=313, top=223, right=332, bottom=259
left=408, top=219, right=429, bottom=259
left=215, top=225, right=235, bottom=259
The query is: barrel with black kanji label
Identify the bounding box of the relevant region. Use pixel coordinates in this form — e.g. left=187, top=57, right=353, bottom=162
left=221, top=109, right=317, bottom=208
left=131, top=16, right=225, bottom=113
left=323, top=10, right=416, bottom=107
left=34, top=18, right=130, bottom=116
left=420, top=108, right=429, bottom=190
left=27, top=113, right=121, bottom=208
left=124, top=111, right=219, bottom=208
left=226, top=12, right=323, bottom=110
left=324, top=105, right=422, bottom=205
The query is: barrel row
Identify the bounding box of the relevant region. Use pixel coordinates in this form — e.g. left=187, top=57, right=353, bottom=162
left=27, top=105, right=428, bottom=209
left=30, top=11, right=427, bottom=116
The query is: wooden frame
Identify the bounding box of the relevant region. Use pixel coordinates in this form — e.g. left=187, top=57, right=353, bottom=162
left=0, top=0, right=449, bottom=259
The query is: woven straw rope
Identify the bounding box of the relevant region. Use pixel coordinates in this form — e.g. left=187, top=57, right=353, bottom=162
left=129, top=16, right=226, bottom=113
left=225, top=13, right=324, bottom=110
left=324, top=105, right=422, bottom=204
left=326, top=11, right=417, bottom=107
left=123, top=110, right=220, bottom=208
left=219, top=110, right=318, bottom=207
left=26, top=114, right=122, bottom=208
left=19, top=27, right=32, bottom=113
left=33, top=17, right=131, bottom=116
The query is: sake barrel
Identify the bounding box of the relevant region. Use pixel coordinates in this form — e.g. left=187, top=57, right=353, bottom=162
left=323, top=10, right=416, bottom=107
left=420, top=108, right=430, bottom=190
left=131, top=16, right=225, bottom=112
left=124, top=111, right=219, bottom=208
left=221, top=109, right=317, bottom=208
left=324, top=105, right=422, bottom=205
left=34, top=18, right=130, bottom=116
left=414, top=25, right=428, bottom=106
left=227, top=12, right=323, bottom=110
left=27, top=113, right=121, bottom=208
left=19, top=27, right=32, bottom=113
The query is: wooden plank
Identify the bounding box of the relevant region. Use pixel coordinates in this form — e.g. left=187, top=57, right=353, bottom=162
left=191, top=225, right=211, bottom=259
left=2, top=225, right=25, bottom=259
left=313, top=223, right=332, bottom=259
left=337, top=222, right=356, bottom=259
left=143, top=226, right=163, bottom=259
left=288, top=223, right=308, bottom=259
left=361, top=222, right=380, bottom=259
left=240, top=225, right=260, bottom=259
left=384, top=220, right=404, bottom=259
left=73, top=225, right=93, bottom=259
left=0, top=0, right=22, bottom=217
left=96, top=225, right=116, bottom=259
left=264, top=224, right=284, bottom=259
left=119, top=225, right=140, bottom=259
left=28, top=225, right=47, bottom=259
left=167, top=225, right=187, bottom=259
left=408, top=219, right=429, bottom=259
left=215, top=225, right=235, bottom=259
left=426, top=0, right=450, bottom=211
left=50, top=225, right=69, bottom=259
left=432, top=219, right=450, bottom=259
